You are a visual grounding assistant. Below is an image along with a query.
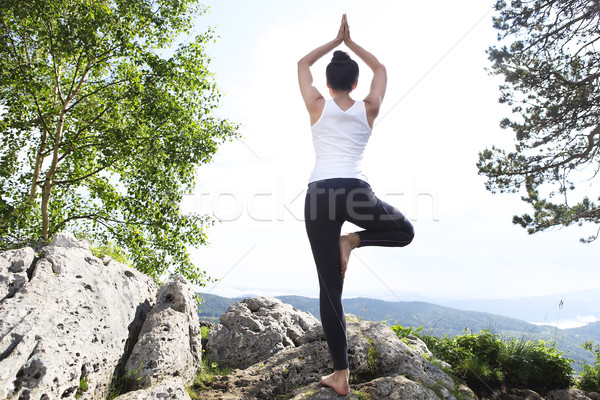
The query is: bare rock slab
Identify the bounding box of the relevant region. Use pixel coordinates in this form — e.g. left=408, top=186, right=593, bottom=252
left=113, top=377, right=192, bottom=400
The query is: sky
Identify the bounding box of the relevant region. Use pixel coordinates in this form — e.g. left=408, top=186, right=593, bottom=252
left=176, top=0, right=598, bottom=322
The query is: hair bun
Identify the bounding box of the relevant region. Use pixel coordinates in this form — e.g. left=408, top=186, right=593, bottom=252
left=332, top=50, right=351, bottom=63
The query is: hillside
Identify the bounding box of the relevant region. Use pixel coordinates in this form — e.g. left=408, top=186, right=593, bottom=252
left=198, top=293, right=600, bottom=370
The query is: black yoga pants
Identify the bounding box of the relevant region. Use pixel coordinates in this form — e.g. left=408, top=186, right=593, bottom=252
left=304, top=178, right=414, bottom=370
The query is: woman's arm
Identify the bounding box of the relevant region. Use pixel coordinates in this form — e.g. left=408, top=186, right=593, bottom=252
left=344, top=22, right=387, bottom=127
left=298, top=15, right=346, bottom=125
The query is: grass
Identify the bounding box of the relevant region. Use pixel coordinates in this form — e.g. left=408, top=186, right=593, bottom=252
left=366, top=337, right=379, bottom=376
left=75, top=375, right=88, bottom=398
left=353, top=389, right=371, bottom=399
left=106, top=365, right=142, bottom=400
left=187, top=359, right=232, bottom=399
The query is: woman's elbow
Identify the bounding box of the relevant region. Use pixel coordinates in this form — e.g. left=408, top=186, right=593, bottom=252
left=375, top=63, right=387, bottom=76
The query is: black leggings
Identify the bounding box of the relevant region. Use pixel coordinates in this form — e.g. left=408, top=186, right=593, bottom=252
left=304, top=178, right=414, bottom=370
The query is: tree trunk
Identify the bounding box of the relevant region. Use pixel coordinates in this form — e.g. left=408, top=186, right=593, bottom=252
left=40, top=116, right=65, bottom=240
left=27, top=131, right=47, bottom=204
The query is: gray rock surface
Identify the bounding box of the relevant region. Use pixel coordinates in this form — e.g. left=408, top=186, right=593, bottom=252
left=202, top=298, right=465, bottom=400
left=125, top=275, right=202, bottom=389
left=486, top=388, right=600, bottom=400
left=547, top=389, right=600, bottom=400
left=0, top=246, right=34, bottom=299
left=0, top=232, right=158, bottom=400
left=291, top=375, right=442, bottom=400
left=113, top=377, right=192, bottom=400
left=206, top=296, right=320, bottom=369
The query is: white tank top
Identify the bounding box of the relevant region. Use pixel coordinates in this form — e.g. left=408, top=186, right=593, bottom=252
left=308, top=99, right=372, bottom=183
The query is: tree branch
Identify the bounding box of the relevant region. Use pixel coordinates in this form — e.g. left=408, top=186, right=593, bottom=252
left=53, top=163, right=111, bottom=186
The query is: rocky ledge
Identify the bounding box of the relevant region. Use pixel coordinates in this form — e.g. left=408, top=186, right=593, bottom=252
left=1, top=233, right=600, bottom=399
left=0, top=232, right=200, bottom=400
left=201, top=299, right=600, bottom=400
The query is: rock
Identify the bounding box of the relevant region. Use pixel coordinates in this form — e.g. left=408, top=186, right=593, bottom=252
left=206, top=296, right=319, bottom=369
left=113, top=377, right=192, bottom=400
left=202, top=297, right=462, bottom=400
left=548, top=388, right=600, bottom=400
left=125, top=275, right=202, bottom=389
left=49, top=230, right=91, bottom=251
left=0, top=246, right=34, bottom=299
left=0, top=233, right=158, bottom=400
left=488, top=388, right=600, bottom=400
left=291, top=375, right=443, bottom=400
left=346, top=321, right=455, bottom=394
left=492, top=388, right=545, bottom=399
left=457, top=384, right=478, bottom=400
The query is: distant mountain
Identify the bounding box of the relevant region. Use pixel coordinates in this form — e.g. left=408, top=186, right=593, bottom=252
left=197, top=292, right=600, bottom=371
left=197, top=292, right=237, bottom=321
left=439, top=289, right=600, bottom=326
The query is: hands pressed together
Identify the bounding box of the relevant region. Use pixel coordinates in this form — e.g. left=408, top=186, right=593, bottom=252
left=334, top=14, right=352, bottom=46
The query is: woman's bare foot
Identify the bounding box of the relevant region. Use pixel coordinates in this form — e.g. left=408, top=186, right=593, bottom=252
left=339, top=233, right=360, bottom=279
left=320, top=369, right=350, bottom=395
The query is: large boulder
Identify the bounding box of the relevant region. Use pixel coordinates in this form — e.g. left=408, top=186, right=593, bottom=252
left=124, top=275, right=202, bottom=389
left=206, top=296, right=320, bottom=369
left=0, top=232, right=158, bottom=400
left=202, top=297, right=466, bottom=400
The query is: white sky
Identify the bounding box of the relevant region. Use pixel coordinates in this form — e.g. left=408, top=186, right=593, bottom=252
left=180, top=0, right=599, bottom=302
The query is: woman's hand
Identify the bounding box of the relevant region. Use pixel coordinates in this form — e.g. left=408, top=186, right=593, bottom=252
left=342, top=14, right=352, bottom=44
left=334, top=14, right=347, bottom=45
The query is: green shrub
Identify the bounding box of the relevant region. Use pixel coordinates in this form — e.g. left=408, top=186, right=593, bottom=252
left=576, top=341, right=600, bottom=392
left=90, top=241, right=130, bottom=265
left=391, top=327, right=573, bottom=396
left=426, top=331, right=505, bottom=394
left=200, top=325, right=210, bottom=339
left=499, top=338, right=573, bottom=392
left=390, top=325, right=422, bottom=339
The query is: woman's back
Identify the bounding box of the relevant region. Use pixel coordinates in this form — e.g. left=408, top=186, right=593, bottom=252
left=309, top=99, right=372, bottom=183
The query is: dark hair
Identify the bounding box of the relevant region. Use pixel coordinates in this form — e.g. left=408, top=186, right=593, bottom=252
left=326, top=50, right=359, bottom=92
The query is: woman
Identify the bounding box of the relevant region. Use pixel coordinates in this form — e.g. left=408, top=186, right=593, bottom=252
left=298, top=14, right=415, bottom=395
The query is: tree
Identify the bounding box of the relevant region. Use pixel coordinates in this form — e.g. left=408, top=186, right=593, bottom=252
left=478, top=0, right=600, bottom=241
left=0, top=0, right=238, bottom=285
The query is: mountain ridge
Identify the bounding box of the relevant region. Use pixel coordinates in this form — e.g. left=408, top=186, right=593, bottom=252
left=198, top=292, right=600, bottom=370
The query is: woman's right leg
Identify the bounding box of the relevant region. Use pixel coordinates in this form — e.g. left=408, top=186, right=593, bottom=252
left=345, top=183, right=414, bottom=248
